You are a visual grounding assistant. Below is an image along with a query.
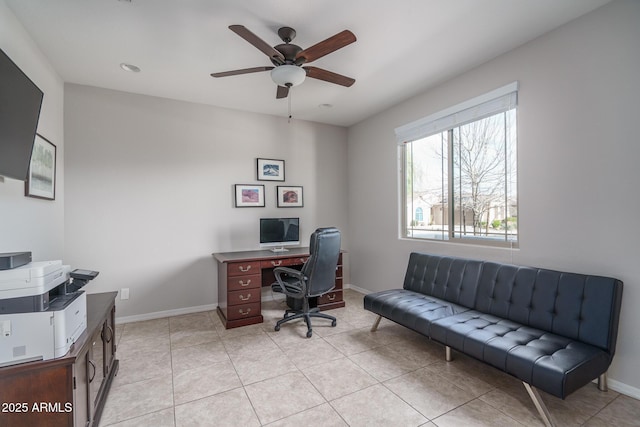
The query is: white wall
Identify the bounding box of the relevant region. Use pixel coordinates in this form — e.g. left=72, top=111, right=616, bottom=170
left=0, top=0, right=64, bottom=260
left=347, top=0, right=640, bottom=395
left=64, top=84, right=348, bottom=319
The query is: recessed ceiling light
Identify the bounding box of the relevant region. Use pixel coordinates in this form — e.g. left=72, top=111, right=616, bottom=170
left=120, top=63, right=141, bottom=73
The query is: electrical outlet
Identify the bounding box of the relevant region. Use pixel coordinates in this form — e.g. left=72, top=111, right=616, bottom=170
left=120, top=288, right=130, bottom=300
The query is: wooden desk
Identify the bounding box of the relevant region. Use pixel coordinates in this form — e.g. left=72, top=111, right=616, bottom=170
left=213, top=248, right=344, bottom=329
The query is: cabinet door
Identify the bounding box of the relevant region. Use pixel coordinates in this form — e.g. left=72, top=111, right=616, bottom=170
left=74, top=345, right=92, bottom=427
left=89, top=327, right=104, bottom=408
left=103, top=307, right=116, bottom=376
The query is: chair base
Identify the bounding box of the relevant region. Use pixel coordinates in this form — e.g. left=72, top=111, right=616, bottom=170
left=274, top=307, right=337, bottom=338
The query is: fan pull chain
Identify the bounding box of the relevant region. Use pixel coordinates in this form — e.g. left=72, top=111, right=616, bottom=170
left=288, top=89, right=292, bottom=123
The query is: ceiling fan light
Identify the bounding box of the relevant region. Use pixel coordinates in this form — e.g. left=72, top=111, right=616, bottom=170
left=271, top=65, right=306, bottom=87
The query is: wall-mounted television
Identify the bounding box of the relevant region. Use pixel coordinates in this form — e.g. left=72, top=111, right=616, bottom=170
left=0, top=48, right=44, bottom=181
left=260, top=218, right=300, bottom=252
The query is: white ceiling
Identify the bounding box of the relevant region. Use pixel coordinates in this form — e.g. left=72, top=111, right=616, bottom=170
left=6, top=0, right=611, bottom=127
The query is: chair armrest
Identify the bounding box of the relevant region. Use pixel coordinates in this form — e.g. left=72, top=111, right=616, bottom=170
left=274, top=266, right=305, bottom=281
left=271, top=267, right=307, bottom=298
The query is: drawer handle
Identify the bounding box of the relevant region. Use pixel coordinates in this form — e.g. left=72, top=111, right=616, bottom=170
left=271, top=260, right=282, bottom=267
left=328, top=294, right=336, bottom=301
left=238, top=265, right=252, bottom=272
left=238, top=308, right=252, bottom=316
left=238, top=279, right=251, bottom=287
left=239, top=293, right=251, bottom=301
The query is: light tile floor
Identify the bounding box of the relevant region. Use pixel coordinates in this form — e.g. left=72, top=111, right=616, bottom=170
left=100, top=290, right=640, bottom=426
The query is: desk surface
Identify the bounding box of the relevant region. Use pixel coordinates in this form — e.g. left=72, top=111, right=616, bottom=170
left=213, top=247, right=311, bottom=263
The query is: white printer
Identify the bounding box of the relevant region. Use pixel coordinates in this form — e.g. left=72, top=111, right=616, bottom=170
left=0, top=259, right=88, bottom=367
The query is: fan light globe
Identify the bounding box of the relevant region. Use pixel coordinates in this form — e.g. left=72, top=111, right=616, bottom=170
left=271, top=65, right=306, bottom=87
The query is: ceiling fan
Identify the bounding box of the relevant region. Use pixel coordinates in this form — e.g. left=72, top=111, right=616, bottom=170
left=211, top=25, right=356, bottom=99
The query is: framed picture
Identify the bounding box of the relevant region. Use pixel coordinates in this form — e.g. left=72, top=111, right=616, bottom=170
left=277, top=186, right=303, bottom=208
left=235, top=184, right=265, bottom=207
left=25, top=134, right=56, bottom=200
left=257, top=158, right=285, bottom=181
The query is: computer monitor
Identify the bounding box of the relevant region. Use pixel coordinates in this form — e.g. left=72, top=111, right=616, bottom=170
left=260, top=218, right=300, bottom=252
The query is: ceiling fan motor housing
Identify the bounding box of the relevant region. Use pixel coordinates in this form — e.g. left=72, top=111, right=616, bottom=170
left=271, top=27, right=306, bottom=87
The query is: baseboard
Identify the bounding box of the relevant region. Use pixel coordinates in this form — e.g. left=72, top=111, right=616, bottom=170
left=344, top=283, right=370, bottom=294
left=607, top=378, right=640, bottom=400
left=115, top=303, right=218, bottom=325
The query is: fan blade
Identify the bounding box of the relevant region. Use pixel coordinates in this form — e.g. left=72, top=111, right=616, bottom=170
left=304, top=66, right=355, bottom=87
left=295, top=30, right=356, bottom=64
left=229, top=25, right=285, bottom=64
left=211, top=66, right=273, bottom=78
left=276, top=85, right=289, bottom=99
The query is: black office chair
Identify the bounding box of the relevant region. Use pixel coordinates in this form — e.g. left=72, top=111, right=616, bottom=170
left=271, top=227, right=341, bottom=338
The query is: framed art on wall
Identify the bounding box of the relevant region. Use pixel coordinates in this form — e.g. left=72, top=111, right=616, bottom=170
left=257, top=158, right=285, bottom=181
left=277, top=186, right=303, bottom=208
left=235, top=184, right=265, bottom=207
left=25, top=133, right=56, bottom=200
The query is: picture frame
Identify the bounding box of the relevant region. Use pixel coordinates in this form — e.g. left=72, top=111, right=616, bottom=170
left=25, top=133, right=56, bottom=200
left=235, top=184, right=265, bottom=207
left=277, top=186, right=303, bottom=208
left=257, top=158, right=285, bottom=181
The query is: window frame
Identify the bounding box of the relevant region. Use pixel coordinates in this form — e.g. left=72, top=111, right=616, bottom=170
left=397, top=83, right=519, bottom=248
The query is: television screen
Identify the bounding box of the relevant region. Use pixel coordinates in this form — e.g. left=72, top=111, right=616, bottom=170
left=0, top=48, right=44, bottom=181
left=260, top=218, right=300, bottom=249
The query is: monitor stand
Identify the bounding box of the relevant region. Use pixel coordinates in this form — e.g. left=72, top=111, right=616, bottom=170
left=270, top=247, right=289, bottom=253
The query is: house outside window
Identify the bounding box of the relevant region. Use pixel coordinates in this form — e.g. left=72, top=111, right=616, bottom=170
left=414, top=207, right=424, bottom=224
left=397, top=83, right=518, bottom=246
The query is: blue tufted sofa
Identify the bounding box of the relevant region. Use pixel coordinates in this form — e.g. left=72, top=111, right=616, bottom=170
left=363, top=252, right=623, bottom=426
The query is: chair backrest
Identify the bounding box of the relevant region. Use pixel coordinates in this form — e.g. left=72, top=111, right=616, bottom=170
left=302, top=227, right=341, bottom=297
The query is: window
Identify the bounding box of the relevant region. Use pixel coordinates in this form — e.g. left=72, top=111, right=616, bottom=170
left=397, top=83, right=518, bottom=246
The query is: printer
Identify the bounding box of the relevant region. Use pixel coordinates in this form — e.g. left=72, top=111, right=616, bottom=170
left=0, top=254, right=95, bottom=368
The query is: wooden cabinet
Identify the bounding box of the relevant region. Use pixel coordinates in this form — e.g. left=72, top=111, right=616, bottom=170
left=0, top=292, right=119, bottom=427
left=317, top=253, right=344, bottom=311
left=213, top=248, right=345, bottom=329
left=88, top=299, right=116, bottom=424
left=216, top=259, right=264, bottom=329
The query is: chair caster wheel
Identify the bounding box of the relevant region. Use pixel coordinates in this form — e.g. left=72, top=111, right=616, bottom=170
left=274, top=325, right=280, bottom=331
left=331, top=320, right=337, bottom=327
left=306, top=330, right=313, bottom=338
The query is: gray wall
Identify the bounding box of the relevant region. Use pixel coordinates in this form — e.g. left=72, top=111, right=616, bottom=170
left=0, top=0, right=64, bottom=260
left=64, top=84, right=348, bottom=319
left=347, top=0, right=640, bottom=395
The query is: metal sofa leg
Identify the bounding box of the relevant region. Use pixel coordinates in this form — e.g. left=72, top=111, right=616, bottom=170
left=598, top=372, right=608, bottom=392
left=370, top=315, right=382, bottom=332
left=523, top=382, right=556, bottom=427
left=445, top=346, right=453, bottom=362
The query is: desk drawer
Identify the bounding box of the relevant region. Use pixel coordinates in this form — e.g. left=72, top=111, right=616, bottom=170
left=228, top=289, right=260, bottom=306
left=260, top=257, right=307, bottom=269
left=227, top=273, right=261, bottom=291
left=319, top=290, right=343, bottom=305
left=228, top=261, right=261, bottom=277
left=226, top=302, right=261, bottom=321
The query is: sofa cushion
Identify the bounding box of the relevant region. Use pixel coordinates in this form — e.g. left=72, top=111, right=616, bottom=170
left=475, top=262, right=623, bottom=354
left=403, top=253, right=482, bottom=309
left=430, top=310, right=611, bottom=398
left=364, top=289, right=469, bottom=336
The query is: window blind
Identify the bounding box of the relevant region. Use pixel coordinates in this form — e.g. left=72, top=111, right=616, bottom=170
left=395, top=82, right=518, bottom=145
